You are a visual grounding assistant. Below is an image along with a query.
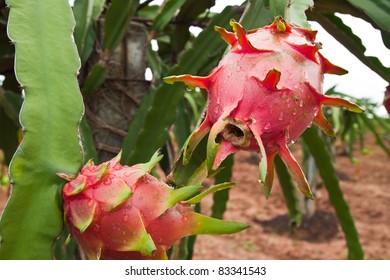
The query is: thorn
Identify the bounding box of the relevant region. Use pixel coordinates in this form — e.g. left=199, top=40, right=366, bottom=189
left=293, top=27, right=317, bottom=42
left=96, top=162, right=110, bottom=181
left=307, top=82, right=364, bottom=113
left=183, top=117, right=212, bottom=166
left=64, top=175, right=88, bottom=196
left=214, top=25, right=237, bottom=46
left=286, top=42, right=319, bottom=64
left=206, top=117, right=230, bottom=171
left=318, top=53, right=348, bottom=75
left=248, top=122, right=275, bottom=199
left=313, top=107, right=336, bottom=137
left=278, top=139, right=314, bottom=200
left=190, top=212, right=249, bottom=235
left=267, top=16, right=292, bottom=33
left=57, top=172, right=76, bottom=181
left=84, top=159, right=94, bottom=167
left=110, top=150, right=123, bottom=164
left=141, top=150, right=163, bottom=173
left=163, top=74, right=209, bottom=89
left=65, top=234, right=72, bottom=246
left=230, top=19, right=272, bottom=54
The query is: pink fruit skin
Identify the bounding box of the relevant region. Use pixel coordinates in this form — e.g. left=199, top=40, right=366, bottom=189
left=384, top=85, right=390, bottom=116
left=165, top=17, right=363, bottom=198
left=62, top=154, right=246, bottom=260
left=63, top=159, right=197, bottom=260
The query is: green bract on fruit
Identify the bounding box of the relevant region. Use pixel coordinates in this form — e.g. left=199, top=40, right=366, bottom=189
left=164, top=17, right=363, bottom=199
left=62, top=152, right=247, bottom=260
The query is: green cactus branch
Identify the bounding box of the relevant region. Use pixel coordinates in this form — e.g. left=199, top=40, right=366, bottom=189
left=0, top=0, right=84, bottom=259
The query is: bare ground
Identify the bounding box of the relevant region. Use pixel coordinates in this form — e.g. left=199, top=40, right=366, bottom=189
left=193, top=134, right=390, bottom=260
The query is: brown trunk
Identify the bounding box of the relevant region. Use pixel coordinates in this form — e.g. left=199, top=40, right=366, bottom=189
left=84, top=22, right=150, bottom=163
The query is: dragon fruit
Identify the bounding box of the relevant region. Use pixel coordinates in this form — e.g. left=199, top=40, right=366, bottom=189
left=384, top=84, right=390, bottom=116
left=62, top=152, right=247, bottom=260
left=164, top=17, right=363, bottom=199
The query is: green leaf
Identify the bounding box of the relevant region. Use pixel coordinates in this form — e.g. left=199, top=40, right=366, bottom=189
left=82, top=62, right=108, bottom=95
left=171, top=0, right=215, bottom=53
left=186, top=182, right=234, bottom=205
left=211, top=155, right=234, bottom=219
left=359, top=112, right=390, bottom=158
left=80, top=117, right=97, bottom=163
left=73, top=0, right=94, bottom=59
left=73, top=0, right=104, bottom=64
left=302, top=127, right=364, bottom=260
left=152, top=0, right=187, bottom=31
left=0, top=0, right=84, bottom=259
left=240, top=0, right=273, bottom=29
left=121, top=6, right=240, bottom=166
left=274, top=155, right=302, bottom=227
left=347, top=0, right=390, bottom=31
left=103, top=0, right=140, bottom=51
left=284, top=0, right=313, bottom=28
left=312, top=13, right=390, bottom=82
left=190, top=212, right=248, bottom=235
left=169, top=138, right=209, bottom=187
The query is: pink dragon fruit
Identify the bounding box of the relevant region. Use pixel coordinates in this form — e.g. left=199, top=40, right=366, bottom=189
left=384, top=84, right=390, bottom=116
left=164, top=17, right=363, bottom=199
left=62, top=152, right=247, bottom=260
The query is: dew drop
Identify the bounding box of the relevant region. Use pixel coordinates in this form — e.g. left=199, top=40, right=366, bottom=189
left=123, top=215, right=128, bottom=222
left=292, top=108, right=297, bottom=116
left=264, top=122, right=271, bottom=130
left=299, top=100, right=304, bottom=107
left=122, top=231, right=126, bottom=236
left=93, top=224, right=100, bottom=232
left=88, top=200, right=94, bottom=207
left=278, top=112, right=284, bottom=121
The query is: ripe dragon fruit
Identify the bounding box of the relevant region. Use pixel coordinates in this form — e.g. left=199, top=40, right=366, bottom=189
left=164, top=17, right=363, bottom=199
left=62, top=152, right=247, bottom=260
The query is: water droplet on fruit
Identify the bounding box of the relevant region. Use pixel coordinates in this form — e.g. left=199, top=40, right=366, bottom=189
left=292, top=108, right=297, bottom=116
left=278, top=112, right=284, bottom=121
left=299, top=100, right=304, bottom=107
left=123, top=215, right=128, bottom=222
left=88, top=200, right=94, bottom=207
left=122, top=231, right=126, bottom=236
left=264, top=122, right=271, bottom=130
left=113, top=164, right=121, bottom=170
left=104, top=178, right=111, bottom=185
left=93, top=224, right=100, bottom=232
